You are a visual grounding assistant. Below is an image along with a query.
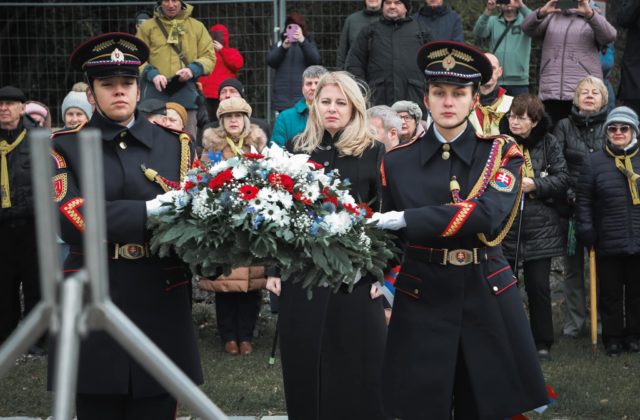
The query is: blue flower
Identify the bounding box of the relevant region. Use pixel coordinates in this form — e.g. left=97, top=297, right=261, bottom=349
left=252, top=214, right=264, bottom=231
left=309, top=222, right=319, bottom=236
left=321, top=202, right=337, bottom=213
left=207, top=150, right=222, bottom=163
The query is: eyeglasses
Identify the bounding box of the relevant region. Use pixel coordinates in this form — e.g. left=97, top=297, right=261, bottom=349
left=399, top=114, right=414, bottom=122
left=607, top=124, right=631, bottom=134
left=506, top=113, right=531, bottom=122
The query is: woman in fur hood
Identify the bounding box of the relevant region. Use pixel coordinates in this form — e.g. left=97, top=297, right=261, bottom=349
left=199, top=97, right=268, bottom=356
left=201, top=97, right=268, bottom=161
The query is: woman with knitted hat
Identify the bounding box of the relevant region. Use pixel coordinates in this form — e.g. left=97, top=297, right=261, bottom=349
left=576, top=106, right=640, bottom=356
left=199, top=97, right=268, bottom=355
left=61, top=91, right=93, bottom=129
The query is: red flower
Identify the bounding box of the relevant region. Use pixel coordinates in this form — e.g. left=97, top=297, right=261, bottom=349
left=183, top=180, right=197, bottom=191
left=239, top=185, right=260, bottom=200
left=293, top=192, right=313, bottom=205
left=191, top=158, right=204, bottom=169
left=308, top=160, right=323, bottom=170
left=344, top=203, right=359, bottom=215
left=208, top=169, right=233, bottom=190
left=243, top=153, right=264, bottom=159
left=321, top=186, right=339, bottom=206
left=358, top=202, right=374, bottom=218
left=268, top=173, right=295, bottom=192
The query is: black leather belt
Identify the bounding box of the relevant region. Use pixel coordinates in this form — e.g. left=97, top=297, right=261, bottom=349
left=405, top=245, right=500, bottom=266
left=111, top=243, right=150, bottom=260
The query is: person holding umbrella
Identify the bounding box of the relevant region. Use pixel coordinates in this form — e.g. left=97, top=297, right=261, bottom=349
left=576, top=106, right=640, bottom=356
left=499, top=94, right=569, bottom=361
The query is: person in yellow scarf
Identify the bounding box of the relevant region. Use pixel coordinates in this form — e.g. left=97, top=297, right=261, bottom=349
left=575, top=106, right=640, bottom=356
left=469, top=52, right=513, bottom=136
left=136, top=0, right=215, bottom=138
left=0, top=85, right=45, bottom=355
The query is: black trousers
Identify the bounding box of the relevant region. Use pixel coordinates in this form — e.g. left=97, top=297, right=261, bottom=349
left=0, top=221, right=41, bottom=343
left=510, top=258, right=554, bottom=349
left=76, top=392, right=177, bottom=420
left=596, top=254, right=640, bottom=346
left=215, top=291, right=261, bottom=342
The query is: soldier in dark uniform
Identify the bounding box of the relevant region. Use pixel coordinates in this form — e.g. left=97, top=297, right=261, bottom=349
left=49, top=33, right=201, bottom=420
left=372, top=41, right=549, bottom=419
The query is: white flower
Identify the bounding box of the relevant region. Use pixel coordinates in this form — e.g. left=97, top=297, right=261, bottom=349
left=359, top=230, right=371, bottom=250
left=232, top=164, right=248, bottom=180
left=262, top=203, right=291, bottom=227
left=322, top=211, right=353, bottom=236
left=209, top=160, right=229, bottom=177
left=257, top=187, right=279, bottom=203
left=191, top=189, right=218, bottom=219
left=275, top=190, right=293, bottom=209
left=300, top=183, right=320, bottom=202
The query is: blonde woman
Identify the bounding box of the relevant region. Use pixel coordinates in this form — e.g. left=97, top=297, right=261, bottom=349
left=200, top=97, right=268, bottom=355
left=266, top=71, right=386, bottom=420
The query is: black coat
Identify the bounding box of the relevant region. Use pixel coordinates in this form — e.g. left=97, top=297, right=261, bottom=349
left=0, top=115, right=38, bottom=222
left=267, top=36, right=321, bottom=111
left=345, top=16, right=431, bottom=113
left=553, top=105, right=608, bottom=209
left=618, top=0, right=640, bottom=101
left=381, top=124, right=548, bottom=419
left=278, top=133, right=387, bottom=420
left=500, top=116, right=570, bottom=261
left=412, top=4, right=464, bottom=42
left=49, top=111, right=202, bottom=397
left=576, top=140, right=640, bottom=256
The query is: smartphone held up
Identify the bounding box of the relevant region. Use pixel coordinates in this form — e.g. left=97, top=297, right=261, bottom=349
left=286, top=24, right=300, bottom=43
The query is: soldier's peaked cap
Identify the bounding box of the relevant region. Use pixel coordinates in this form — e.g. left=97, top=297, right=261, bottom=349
left=70, top=32, right=149, bottom=79
left=417, top=41, right=492, bottom=86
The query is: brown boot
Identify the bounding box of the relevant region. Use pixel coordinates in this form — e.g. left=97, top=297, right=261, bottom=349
left=224, top=340, right=239, bottom=355
left=239, top=341, right=253, bottom=355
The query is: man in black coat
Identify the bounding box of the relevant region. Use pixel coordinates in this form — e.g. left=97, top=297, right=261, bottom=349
left=0, top=86, right=44, bottom=354
left=50, top=32, right=201, bottom=420
left=346, top=0, right=432, bottom=113
left=412, top=0, right=464, bottom=42
left=618, top=0, right=640, bottom=117
left=372, top=41, right=548, bottom=419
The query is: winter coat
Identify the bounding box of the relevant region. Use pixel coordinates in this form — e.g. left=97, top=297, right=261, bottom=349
left=473, top=7, right=532, bottom=87
left=336, top=6, right=382, bottom=69
left=553, top=105, right=607, bottom=211
left=137, top=3, right=216, bottom=109
left=271, top=98, right=308, bottom=147
left=521, top=9, right=616, bottom=102
left=198, top=266, right=267, bottom=293
left=412, top=4, right=463, bottom=42
left=618, top=0, right=640, bottom=101
left=201, top=123, right=268, bottom=161
left=267, top=36, right=321, bottom=111
left=198, top=24, right=244, bottom=100
left=346, top=16, right=432, bottom=112
left=0, top=115, right=38, bottom=223
left=576, top=140, right=640, bottom=256
left=500, top=115, right=570, bottom=261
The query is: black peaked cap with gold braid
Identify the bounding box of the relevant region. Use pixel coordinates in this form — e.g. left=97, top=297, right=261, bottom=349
left=70, top=32, right=149, bottom=79
left=417, top=41, right=492, bottom=86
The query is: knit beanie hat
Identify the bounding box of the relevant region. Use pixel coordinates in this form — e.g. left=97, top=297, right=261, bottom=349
left=25, top=102, right=48, bottom=119
left=218, top=78, right=245, bottom=98
left=391, top=100, right=422, bottom=121
left=61, top=91, right=93, bottom=120
left=216, top=97, right=252, bottom=119
left=605, top=106, right=639, bottom=136
left=384, top=0, right=411, bottom=13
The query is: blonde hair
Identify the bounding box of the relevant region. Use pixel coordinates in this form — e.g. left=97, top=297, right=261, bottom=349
left=573, top=76, right=608, bottom=109
left=292, top=71, right=375, bottom=157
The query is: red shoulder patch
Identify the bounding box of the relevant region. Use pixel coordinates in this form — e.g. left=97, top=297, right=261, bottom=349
left=60, top=198, right=85, bottom=232
left=50, top=149, right=67, bottom=169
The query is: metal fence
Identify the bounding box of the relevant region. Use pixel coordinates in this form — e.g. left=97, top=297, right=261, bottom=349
left=0, top=0, right=365, bottom=127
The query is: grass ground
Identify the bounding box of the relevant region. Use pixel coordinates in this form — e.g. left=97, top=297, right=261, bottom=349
left=1, top=297, right=639, bottom=419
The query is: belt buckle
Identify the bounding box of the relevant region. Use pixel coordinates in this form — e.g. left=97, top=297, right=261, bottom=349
left=115, top=243, right=147, bottom=260
left=448, top=249, right=473, bottom=266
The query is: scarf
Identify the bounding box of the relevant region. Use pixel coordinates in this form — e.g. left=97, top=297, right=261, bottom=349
left=605, top=141, right=640, bottom=205
left=0, top=129, right=27, bottom=208
left=517, top=144, right=535, bottom=179
left=226, top=136, right=245, bottom=156
left=475, top=88, right=507, bottom=136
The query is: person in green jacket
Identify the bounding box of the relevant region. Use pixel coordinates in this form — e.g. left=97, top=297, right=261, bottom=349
left=474, top=0, right=532, bottom=96
left=271, top=65, right=327, bottom=147
left=136, top=0, right=215, bottom=137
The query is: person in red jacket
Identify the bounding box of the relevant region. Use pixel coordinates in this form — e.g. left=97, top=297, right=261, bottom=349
left=199, top=23, right=244, bottom=121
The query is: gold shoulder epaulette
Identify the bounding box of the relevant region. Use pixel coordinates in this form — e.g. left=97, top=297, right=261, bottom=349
left=51, top=122, right=87, bottom=138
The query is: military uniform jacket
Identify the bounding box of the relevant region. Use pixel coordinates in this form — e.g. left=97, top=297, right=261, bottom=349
left=49, top=111, right=202, bottom=397
left=381, top=124, right=548, bottom=420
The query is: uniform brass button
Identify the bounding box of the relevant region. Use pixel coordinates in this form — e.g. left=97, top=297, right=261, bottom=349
left=119, top=141, right=127, bottom=150
left=414, top=288, right=420, bottom=294
left=442, top=151, right=450, bottom=160
left=492, top=286, right=499, bottom=292
left=324, top=161, right=330, bottom=167
left=326, top=145, right=332, bottom=150
left=120, top=132, right=127, bottom=138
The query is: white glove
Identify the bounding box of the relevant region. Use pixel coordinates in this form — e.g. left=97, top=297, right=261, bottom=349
left=146, top=190, right=181, bottom=217
left=368, top=211, right=407, bottom=230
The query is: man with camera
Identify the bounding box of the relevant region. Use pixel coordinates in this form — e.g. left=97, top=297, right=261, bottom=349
left=474, top=0, right=532, bottom=97
left=136, top=0, right=215, bottom=138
